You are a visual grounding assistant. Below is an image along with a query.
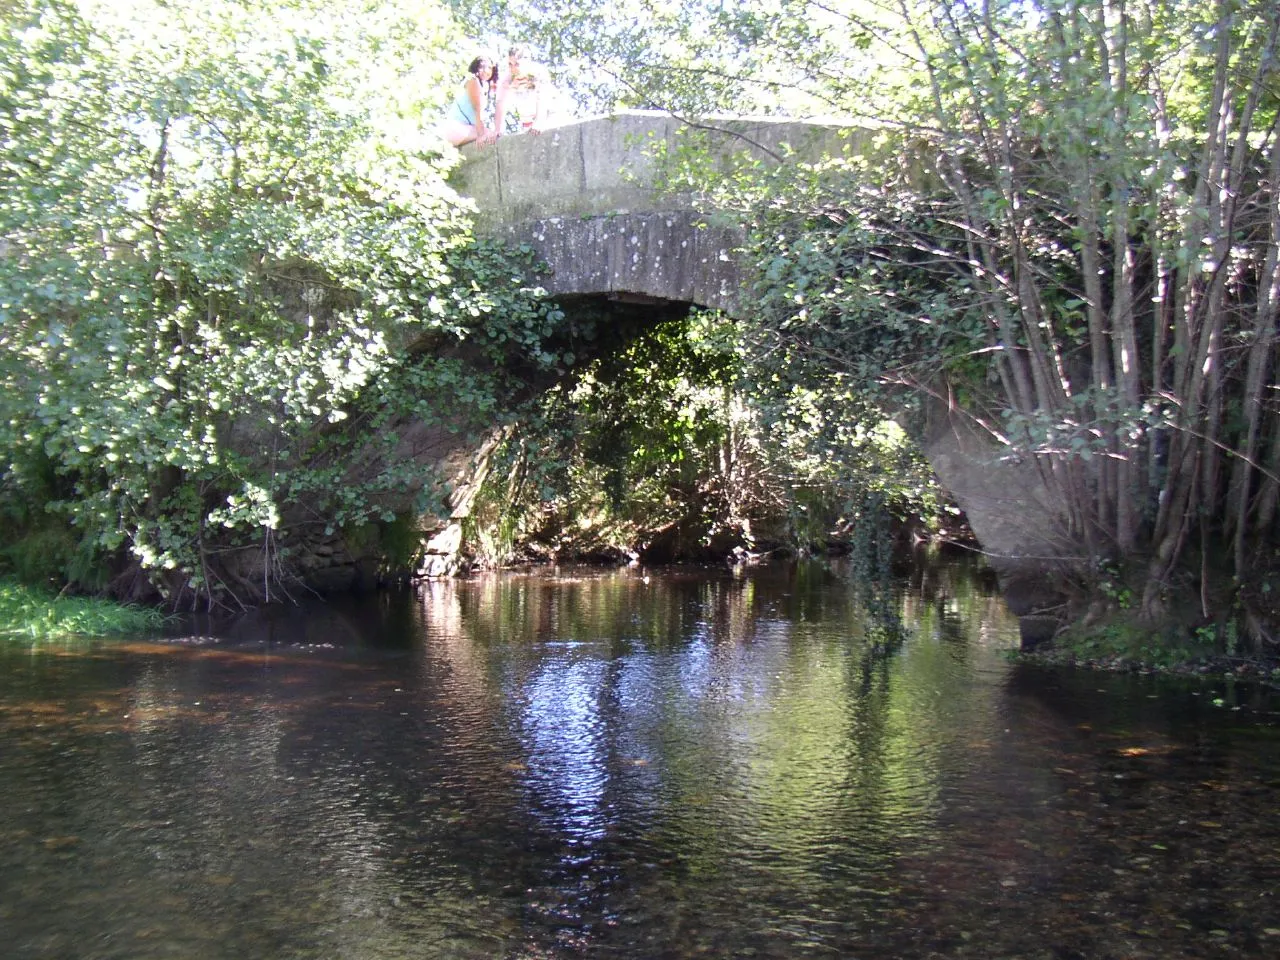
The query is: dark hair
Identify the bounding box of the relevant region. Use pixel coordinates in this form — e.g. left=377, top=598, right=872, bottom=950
left=467, top=56, right=495, bottom=84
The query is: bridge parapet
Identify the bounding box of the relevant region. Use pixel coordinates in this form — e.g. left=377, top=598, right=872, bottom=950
left=452, top=110, right=865, bottom=311
left=453, top=110, right=863, bottom=228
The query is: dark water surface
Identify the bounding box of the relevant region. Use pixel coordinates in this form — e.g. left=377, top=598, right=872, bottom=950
left=3, top=562, right=1280, bottom=959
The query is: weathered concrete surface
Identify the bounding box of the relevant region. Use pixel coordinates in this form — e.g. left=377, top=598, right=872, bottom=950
left=922, top=403, right=1080, bottom=644
left=503, top=212, right=744, bottom=313
left=453, top=110, right=863, bottom=225
left=452, top=111, right=865, bottom=312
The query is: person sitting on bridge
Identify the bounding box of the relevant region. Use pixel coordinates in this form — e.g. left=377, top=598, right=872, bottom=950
left=494, top=45, right=559, bottom=136
left=438, top=55, right=498, bottom=147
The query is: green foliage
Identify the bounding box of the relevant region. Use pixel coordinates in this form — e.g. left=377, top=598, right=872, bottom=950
left=0, top=578, right=167, bottom=640
left=0, top=0, right=567, bottom=604
left=1051, top=623, right=1208, bottom=672
left=466, top=304, right=944, bottom=564
left=469, top=309, right=746, bottom=561
left=649, top=150, right=951, bottom=543
left=1094, top=561, right=1135, bottom=612
left=452, top=0, right=889, bottom=118
left=12, top=0, right=1273, bottom=669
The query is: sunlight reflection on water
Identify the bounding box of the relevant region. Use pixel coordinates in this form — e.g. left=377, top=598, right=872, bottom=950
left=3, top=561, right=1280, bottom=958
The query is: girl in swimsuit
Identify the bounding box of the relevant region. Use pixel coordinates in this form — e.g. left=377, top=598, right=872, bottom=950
left=439, top=56, right=497, bottom=147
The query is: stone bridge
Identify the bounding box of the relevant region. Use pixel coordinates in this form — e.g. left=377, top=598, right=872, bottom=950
left=443, top=112, right=1074, bottom=643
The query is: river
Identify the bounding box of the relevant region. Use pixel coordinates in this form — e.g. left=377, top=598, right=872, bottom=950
left=2, top=560, right=1279, bottom=958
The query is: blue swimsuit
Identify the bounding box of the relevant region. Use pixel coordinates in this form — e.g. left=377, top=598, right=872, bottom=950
left=447, top=82, right=478, bottom=125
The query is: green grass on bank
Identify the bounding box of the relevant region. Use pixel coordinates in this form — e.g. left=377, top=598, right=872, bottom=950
left=1012, top=616, right=1280, bottom=681
left=0, top=579, right=167, bottom=641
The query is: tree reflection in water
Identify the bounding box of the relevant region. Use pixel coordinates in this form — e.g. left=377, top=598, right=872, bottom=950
left=2, top=560, right=1279, bottom=958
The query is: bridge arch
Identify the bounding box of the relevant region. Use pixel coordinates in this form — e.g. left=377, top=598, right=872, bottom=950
left=451, top=114, right=1073, bottom=643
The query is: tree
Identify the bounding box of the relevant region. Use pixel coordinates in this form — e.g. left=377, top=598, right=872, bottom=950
left=456, top=0, right=1280, bottom=646
left=0, top=0, right=562, bottom=605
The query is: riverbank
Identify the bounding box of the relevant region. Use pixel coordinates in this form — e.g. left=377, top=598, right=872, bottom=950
left=1015, top=631, right=1280, bottom=686
left=0, top=579, right=167, bottom=641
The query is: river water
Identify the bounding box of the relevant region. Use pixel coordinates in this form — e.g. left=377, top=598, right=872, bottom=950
left=2, top=561, right=1279, bottom=959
